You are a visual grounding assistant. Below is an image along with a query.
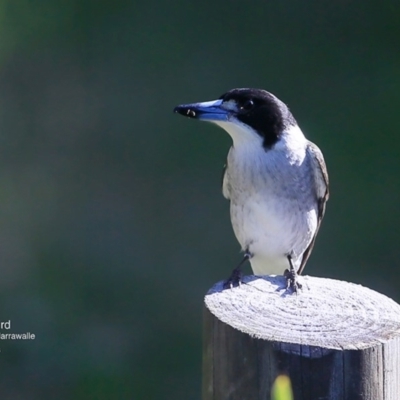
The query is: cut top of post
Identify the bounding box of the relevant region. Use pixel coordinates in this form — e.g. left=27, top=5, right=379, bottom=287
left=204, top=275, right=400, bottom=351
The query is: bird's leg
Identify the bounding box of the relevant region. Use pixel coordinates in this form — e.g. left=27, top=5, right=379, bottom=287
left=223, top=251, right=252, bottom=289
left=284, top=254, right=302, bottom=292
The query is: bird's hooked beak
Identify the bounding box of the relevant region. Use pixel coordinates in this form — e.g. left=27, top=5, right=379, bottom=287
left=174, top=99, right=229, bottom=122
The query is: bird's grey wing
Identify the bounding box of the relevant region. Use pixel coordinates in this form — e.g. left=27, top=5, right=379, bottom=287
left=298, top=141, right=329, bottom=274
left=222, top=147, right=233, bottom=200
left=221, top=162, right=230, bottom=199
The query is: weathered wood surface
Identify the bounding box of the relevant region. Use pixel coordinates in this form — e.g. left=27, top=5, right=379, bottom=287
left=203, top=275, right=400, bottom=400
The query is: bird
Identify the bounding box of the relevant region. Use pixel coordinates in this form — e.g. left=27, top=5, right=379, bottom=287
left=174, top=88, right=329, bottom=290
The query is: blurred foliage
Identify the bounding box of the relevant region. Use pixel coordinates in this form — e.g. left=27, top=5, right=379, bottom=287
left=0, top=0, right=398, bottom=398
left=271, top=375, right=293, bottom=400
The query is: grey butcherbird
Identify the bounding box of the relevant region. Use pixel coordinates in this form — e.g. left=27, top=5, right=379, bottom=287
left=174, top=88, right=329, bottom=290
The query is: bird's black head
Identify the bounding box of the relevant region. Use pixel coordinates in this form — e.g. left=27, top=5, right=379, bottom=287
left=174, top=88, right=297, bottom=149
left=218, top=88, right=296, bottom=148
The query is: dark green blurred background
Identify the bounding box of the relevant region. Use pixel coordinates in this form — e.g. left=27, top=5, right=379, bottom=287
left=0, top=1, right=399, bottom=398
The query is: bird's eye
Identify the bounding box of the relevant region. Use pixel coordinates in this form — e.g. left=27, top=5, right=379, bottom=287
left=240, top=99, right=254, bottom=111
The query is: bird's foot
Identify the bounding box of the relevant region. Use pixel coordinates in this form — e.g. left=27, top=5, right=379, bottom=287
left=223, top=251, right=252, bottom=290
left=284, top=268, right=302, bottom=293
left=223, top=267, right=243, bottom=289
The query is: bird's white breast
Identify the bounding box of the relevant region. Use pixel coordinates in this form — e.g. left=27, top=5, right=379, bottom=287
left=220, top=122, right=319, bottom=275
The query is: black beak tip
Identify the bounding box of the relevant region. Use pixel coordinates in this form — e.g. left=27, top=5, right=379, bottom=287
left=173, top=105, right=182, bottom=114
left=174, top=104, right=197, bottom=118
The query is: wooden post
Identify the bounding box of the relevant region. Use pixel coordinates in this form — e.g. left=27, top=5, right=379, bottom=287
left=203, top=275, right=400, bottom=400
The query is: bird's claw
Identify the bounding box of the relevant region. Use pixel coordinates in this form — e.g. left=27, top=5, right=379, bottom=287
left=223, top=267, right=243, bottom=289
left=284, top=268, right=302, bottom=293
